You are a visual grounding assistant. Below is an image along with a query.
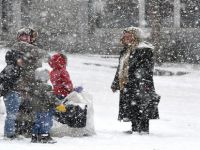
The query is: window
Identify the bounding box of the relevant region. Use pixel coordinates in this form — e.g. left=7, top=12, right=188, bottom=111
left=180, top=0, right=200, bottom=28
left=145, top=0, right=174, bottom=27
left=100, top=0, right=139, bottom=28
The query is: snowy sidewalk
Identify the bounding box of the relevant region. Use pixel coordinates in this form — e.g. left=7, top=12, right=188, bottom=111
left=0, top=50, right=200, bottom=150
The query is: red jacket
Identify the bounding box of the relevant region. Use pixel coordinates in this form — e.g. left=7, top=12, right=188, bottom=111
left=49, top=53, right=73, bottom=97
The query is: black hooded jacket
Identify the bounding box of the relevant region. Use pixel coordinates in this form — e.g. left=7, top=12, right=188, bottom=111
left=0, top=50, right=23, bottom=96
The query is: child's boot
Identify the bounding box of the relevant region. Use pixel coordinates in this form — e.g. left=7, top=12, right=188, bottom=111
left=40, top=134, right=57, bottom=144
left=31, top=134, right=39, bottom=143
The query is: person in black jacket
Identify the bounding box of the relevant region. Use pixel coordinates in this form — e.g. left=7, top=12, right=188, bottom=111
left=0, top=49, right=23, bottom=139
left=111, top=27, right=160, bottom=134
left=12, top=27, right=46, bottom=137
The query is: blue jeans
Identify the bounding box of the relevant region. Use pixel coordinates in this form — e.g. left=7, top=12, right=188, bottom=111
left=3, top=91, right=21, bottom=137
left=32, top=110, right=54, bottom=134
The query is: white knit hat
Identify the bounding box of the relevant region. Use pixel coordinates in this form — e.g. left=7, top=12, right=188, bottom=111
left=124, top=26, right=142, bottom=39
left=35, top=68, right=49, bottom=82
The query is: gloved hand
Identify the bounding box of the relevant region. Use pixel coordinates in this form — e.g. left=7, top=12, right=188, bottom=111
left=56, top=104, right=67, bottom=112
left=74, top=86, right=83, bottom=93
left=111, top=86, right=117, bottom=93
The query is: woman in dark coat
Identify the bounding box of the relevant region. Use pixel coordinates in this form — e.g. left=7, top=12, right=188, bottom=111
left=111, top=27, right=160, bottom=134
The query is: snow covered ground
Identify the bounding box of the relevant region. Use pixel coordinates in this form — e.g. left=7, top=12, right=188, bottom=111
left=0, top=49, right=200, bottom=150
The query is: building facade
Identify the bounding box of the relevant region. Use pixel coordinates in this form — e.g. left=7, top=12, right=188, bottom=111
left=0, top=0, right=200, bottom=62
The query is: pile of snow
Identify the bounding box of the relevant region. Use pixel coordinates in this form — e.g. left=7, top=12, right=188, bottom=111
left=51, top=91, right=95, bottom=137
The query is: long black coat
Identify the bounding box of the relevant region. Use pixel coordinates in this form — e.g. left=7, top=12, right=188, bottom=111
left=111, top=46, right=160, bottom=121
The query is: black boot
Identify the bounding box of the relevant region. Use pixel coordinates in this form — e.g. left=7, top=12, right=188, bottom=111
left=124, top=119, right=140, bottom=134
left=40, top=134, right=57, bottom=144
left=31, top=134, right=39, bottom=143
left=131, top=119, right=140, bottom=133
left=139, top=119, right=149, bottom=134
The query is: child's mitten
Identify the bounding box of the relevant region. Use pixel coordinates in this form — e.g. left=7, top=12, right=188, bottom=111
left=56, top=104, right=67, bottom=112
left=74, top=86, right=83, bottom=93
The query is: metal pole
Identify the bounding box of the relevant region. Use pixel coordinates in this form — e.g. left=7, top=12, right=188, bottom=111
left=12, top=0, right=22, bottom=32
left=174, top=0, right=180, bottom=28
left=139, top=0, right=145, bottom=28
left=149, top=0, right=161, bottom=64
